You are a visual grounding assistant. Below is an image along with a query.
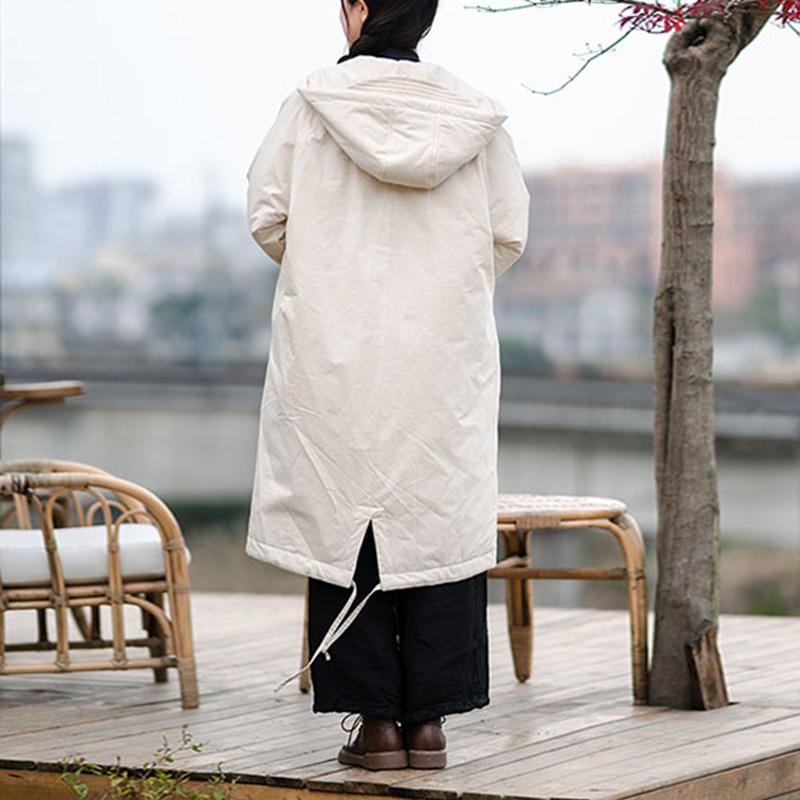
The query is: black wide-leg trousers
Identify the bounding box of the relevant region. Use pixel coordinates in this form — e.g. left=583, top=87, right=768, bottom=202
left=307, top=520, right=490, bottom=724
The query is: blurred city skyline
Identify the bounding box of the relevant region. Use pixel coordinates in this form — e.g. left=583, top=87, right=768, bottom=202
left=4, top=128, right=798, bottom=381
left=2, top=0, right=799, bottom=216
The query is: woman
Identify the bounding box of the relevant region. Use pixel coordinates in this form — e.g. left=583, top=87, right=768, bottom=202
left=245, top=0, right=529, bottom=771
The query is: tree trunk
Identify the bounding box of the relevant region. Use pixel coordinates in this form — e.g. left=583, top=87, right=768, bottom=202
left=651, top=1, right=778, bottom=709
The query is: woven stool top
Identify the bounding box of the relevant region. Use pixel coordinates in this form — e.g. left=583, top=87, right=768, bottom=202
left=498, top=493, right=627, bottom=525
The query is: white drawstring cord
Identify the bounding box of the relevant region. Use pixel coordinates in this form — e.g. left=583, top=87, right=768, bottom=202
left=319, top=580, right=381, bottom=654
left=272, top=578, right=382, bottom=693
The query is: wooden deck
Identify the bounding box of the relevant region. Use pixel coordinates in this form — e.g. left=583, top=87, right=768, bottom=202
left=1, top=591, right=799, bottom=799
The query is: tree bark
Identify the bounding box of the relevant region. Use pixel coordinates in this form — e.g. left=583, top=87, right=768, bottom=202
left=651, top=0, right=778, bottom=708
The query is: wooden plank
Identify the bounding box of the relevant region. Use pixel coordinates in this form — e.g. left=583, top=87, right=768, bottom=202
left=5, top=627, right=643, bottom=765
left=607, top=749, right=800, bottom=800
left=0, top=767, right=393, bottom=800
left=252, top=696, right=661, bottom=776
left=282, top=709, right=667, bottom=796
left=302, top=708, right=669, bottom=796
left=468, top=713, right=800, bottom=799
left=197, top=673, right=651, bottom=778
left=2, top=594, right=800, bottom=800
left=397, top=705, right=793, bottom=798
left=563, top=717, right=800, bottom=798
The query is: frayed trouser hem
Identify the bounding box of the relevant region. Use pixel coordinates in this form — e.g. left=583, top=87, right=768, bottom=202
left=402, top=695, right=490, bottom=724
left=312, top=694, right=490, bottom=724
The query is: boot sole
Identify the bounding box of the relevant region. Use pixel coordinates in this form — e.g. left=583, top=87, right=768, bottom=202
left=408, top=748, right=447, bottom=769
left=338, top=747, right=409, bottom=770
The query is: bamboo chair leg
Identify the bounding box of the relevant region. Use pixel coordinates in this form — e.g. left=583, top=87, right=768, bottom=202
left=502, top=530, right=534, bottom=683
left=609, top=512, right=650, bottom=705
left=146, top=591, right=169, bottom=684
left=299, top=579, right=311, bottom=693
left=170, top=589, right=200, bottom=709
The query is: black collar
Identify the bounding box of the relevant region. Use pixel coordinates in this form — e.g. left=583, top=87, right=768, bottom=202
left=337, top=46, right=420, bottom=65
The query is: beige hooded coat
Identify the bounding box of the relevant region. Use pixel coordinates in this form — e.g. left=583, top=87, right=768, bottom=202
left=245, top=55, right=529, bottom=687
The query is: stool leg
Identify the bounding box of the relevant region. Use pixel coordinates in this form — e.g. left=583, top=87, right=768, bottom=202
left=609, top=513, right=650, bottom=705
left=502, top=530, right=534, bottom=682
left=299, top=578, right=311, bottom=693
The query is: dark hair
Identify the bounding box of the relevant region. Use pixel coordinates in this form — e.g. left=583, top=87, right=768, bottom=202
left=340, top=0, right=438, bottom=58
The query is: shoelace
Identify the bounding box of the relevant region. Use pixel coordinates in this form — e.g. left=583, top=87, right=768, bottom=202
left=340, top=712, right=364, bottom=749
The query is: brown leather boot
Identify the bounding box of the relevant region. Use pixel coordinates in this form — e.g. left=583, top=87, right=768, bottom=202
left=401, top=715, right=447, bottom=768
left=337, top=713, right=409, bottom=770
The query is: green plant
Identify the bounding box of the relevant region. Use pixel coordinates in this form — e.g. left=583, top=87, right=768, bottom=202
left=58, top=723, right=240, bottom=799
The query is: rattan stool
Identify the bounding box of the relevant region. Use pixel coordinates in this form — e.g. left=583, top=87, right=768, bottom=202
left=489, top=493, right=649, bottom=705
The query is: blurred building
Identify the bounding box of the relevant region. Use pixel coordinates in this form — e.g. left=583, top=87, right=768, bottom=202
left=505, top=162, right=660, bottom=294
left=0, top=135, right=52, bottom=286
left=496, top=161, right=800, bottom=377
left=46, top=177, right=158, bottom=266
left=1, top=136, right=38, bottom=259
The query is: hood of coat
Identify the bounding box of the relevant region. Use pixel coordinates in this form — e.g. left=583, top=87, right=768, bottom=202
left=295, top=56, right=508, bottom=190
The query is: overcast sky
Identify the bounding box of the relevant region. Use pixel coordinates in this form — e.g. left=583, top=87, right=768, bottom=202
left=2, top=0, right=798, bottom=215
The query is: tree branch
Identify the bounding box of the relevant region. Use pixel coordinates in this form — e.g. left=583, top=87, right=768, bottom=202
left=520, top=28, right=635, bottom=94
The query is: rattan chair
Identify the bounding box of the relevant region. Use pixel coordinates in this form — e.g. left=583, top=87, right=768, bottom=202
left=0, top=458, right=199, bottom=709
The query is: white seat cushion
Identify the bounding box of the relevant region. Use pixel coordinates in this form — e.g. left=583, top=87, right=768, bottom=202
left=0, top=523, right=192, bottom=587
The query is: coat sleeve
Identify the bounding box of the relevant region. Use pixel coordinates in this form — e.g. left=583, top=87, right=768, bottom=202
left=485, top=125, right=530, bottom=279
left=246, top=91, right=304, bottom=266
